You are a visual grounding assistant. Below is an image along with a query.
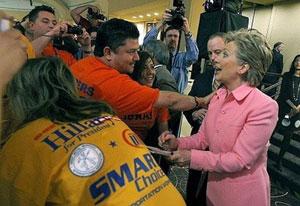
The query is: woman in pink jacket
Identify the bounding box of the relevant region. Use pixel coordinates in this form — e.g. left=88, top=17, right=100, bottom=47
left=159, top=29, right=278, bottom=206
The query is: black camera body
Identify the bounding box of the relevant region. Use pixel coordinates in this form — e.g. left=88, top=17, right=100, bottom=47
left=87, top=8, right=107, bottom=21
left=166, top=0, right=185, bottom=29
left=67, top=25, right=83, bottom=35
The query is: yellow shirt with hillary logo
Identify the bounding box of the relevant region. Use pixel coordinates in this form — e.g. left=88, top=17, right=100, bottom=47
left=0, top=115, right=185, bottom=206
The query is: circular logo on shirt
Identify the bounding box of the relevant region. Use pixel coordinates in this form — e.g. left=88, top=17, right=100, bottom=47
left=69, top=144, right=104, bottom=177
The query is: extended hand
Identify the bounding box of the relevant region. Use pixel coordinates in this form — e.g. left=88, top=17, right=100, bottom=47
left=192, top=108, right=207, bottom=122
left=158, top=130, right=178, bottom=151
left=168, top=150, right=191, bottom=167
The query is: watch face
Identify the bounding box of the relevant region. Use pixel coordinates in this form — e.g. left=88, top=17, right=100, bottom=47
left=69, top=144, right=104, bottom=177
left=295, top=120, right=300, bottom=128
left=281, top=115, right=290, bottom=127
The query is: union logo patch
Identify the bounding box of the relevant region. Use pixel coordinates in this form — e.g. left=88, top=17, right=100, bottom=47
left=69, top=144, right=104, bottom=177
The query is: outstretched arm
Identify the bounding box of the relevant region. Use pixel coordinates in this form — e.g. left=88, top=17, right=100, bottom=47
left=71, top=5, right=99, bottom=24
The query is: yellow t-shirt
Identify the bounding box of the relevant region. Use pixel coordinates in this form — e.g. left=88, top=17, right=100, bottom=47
left=20, top=34, right=35, bottom=59
left=0, top=115, right=185, bottom=206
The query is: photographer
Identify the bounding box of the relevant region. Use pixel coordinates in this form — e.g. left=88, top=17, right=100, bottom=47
left=144, top=8, right=199, bottom=94
left=71, top=5, right=105, bottom=48
left=25, top=5, right=92, bottom=66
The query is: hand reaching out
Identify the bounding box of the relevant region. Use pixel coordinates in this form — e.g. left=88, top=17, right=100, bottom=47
left=192, top=108, right=207, bottom=123
left=158, top=130, right=178, bottom=151
left=168, top=150, right=191, bottom=167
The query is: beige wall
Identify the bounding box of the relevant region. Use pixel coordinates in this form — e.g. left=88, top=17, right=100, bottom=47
left=186, top=0, right=205, bottom=37
left=243, top=0, right=300, bottom=73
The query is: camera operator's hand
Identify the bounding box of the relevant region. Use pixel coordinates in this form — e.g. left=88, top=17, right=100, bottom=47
left=154, top=9, right=172, bottom=31
left=89, top=5, right=100, bottom=14
left=77, top=28, right=92, bottom=56
left=162, top=9, right=173, bottom=23
left=45, top=21, right=68, bottom=37
left=182, top=17, right=191, bottom=35
left=32, top=21, right=69, bottom=57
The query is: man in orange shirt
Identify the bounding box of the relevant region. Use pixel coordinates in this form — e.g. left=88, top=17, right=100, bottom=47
left=25, top=5, right=91, bottom=66
left=71, top=18, right=210, bottom=137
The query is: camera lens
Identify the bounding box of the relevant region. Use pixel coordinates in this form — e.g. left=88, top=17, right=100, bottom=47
left=67, top=25, right=83, bottom=35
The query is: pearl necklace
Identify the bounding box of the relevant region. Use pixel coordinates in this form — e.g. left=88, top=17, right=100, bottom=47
left=292, top=76, right=300, bottom=102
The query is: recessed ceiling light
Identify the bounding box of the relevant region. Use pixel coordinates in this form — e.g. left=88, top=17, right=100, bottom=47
left=154, top=12, right=159, bottom=16
left=132, top=16, right=137, bottom=18
left=146, top=14, right=151, bottom=17
left=139, top=15, right=144, bottom=18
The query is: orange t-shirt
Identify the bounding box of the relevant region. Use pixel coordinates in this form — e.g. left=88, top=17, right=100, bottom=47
left=70, top=56, right=160, bottom=134
left=42, top=43, right=77, bottom=66
left=123, top=107, right=169, bottom=140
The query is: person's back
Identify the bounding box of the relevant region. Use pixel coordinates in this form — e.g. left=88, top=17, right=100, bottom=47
left=0, top=57, right=186, bottom=205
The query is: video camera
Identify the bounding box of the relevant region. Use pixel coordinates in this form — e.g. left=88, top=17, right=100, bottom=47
left=67, top=24, right=83, bottom=35
left=166, top=0, right=185, bottom=29
left=87, top=8, right=107, bottom=21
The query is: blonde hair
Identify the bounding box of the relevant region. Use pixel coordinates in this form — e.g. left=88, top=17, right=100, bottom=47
left=225, top=29, right=272, bottom=87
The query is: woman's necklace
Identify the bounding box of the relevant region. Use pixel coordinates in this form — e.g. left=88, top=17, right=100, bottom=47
left=292, top=76, right=300, bottom=102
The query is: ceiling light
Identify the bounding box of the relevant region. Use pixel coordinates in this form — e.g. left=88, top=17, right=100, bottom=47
left=154, top=12, right=159, bottom=16
left=138, top=15, right=144, bottom=18
left=132, top=16, right=137, bottom=18
left=146, top=14, right=151, bottom=17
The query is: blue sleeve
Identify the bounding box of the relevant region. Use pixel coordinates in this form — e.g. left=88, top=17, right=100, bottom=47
left=183, top=36, right=199, bottom=68
left=143, top=27, right=159, bottom=45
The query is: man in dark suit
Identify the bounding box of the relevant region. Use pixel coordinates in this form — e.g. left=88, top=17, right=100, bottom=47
left=183, top=32, right=225, bottom=206
left=262, top=42, right=284, bottom=96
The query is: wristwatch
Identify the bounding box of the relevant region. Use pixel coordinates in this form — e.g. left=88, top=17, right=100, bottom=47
left=185, top=31, right=192, bottom=38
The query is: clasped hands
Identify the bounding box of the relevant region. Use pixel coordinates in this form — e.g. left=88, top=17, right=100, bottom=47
left=158, top=131, right=191, bottom=167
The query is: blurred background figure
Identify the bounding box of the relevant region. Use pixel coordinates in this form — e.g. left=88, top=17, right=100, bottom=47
left=25, top=5, right=91, bottom=64
left=274, top=54, right=300, bottom=170
left=71, top=4, right=106, bottom=49
left=144, top=9, right=199, bottom=94
left=261, top=41, right=284, bottom=97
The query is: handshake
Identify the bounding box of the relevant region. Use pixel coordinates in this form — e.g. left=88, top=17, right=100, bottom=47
left=145, top=131, right=191, bottom=167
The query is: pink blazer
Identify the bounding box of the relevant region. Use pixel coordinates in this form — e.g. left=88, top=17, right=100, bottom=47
left=178, top=84, right=278, bottom=206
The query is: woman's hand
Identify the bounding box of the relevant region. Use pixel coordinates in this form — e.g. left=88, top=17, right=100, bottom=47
left=158, top=130, right=178, bottom=151
left=192, top=108, right=207, bottom=122
left=168, top=150, right=191, bottom=167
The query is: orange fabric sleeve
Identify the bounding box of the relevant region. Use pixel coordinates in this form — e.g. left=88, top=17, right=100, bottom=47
left=70, top=57, right=160, bottom=116
left=157, top=107, right=170, bottom=122
left=42, top=44, right=77, bottom=66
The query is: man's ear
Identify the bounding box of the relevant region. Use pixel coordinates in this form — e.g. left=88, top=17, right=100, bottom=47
left=103, top=46, right=112, bottom=61
left=239, top=63, right=250, bottom=75
left=27, top=21, right=34, bottom=29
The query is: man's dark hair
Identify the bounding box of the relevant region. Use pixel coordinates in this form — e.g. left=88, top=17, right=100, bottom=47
left=94, top=18, right=139, bottom=57
left=289, top=54, right=300, bottom=75
left=131, top=51, right=153, bottom=82
left=273, top=42, right=283, bottom=49
left=208, top=32, right=226, bottom=41
left=164, top=25, right=180, bottom=36
left=28, top=5, right=55, bottom=22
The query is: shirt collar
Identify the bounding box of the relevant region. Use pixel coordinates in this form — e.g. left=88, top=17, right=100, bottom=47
left=216, top=83, right=255, bottom=101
